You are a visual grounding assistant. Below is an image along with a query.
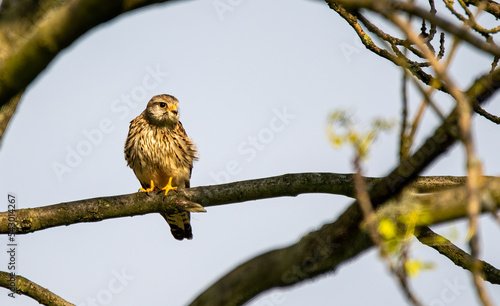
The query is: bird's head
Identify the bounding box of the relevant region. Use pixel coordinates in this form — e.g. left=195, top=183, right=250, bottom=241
left=144, top=94, right=180, bottom=128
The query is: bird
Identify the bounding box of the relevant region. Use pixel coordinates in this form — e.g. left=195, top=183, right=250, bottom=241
left=124, top=94, right=198, bottom=240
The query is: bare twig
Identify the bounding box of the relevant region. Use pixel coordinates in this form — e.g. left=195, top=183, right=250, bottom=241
left=473, top=103, right=500, bottom=124
left=389, top=12, right=492, bottom=306
left=400, top=68, right=410, bottom=160
left=464, top=0, right=500, bottom=19
left=326, top=2, right=444, bottom=91
left=415, top=226, right=500, bottom=284
left=354, top=156, right=422, bottom=306
left=331, top=0, right=500, bottom=57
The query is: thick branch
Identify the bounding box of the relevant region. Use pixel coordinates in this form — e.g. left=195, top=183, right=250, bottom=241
left=0, top=271, right=74, bottom=305
left=190, top=177, right=500, bottom=306
left=0, top=173, right=466, bottom=235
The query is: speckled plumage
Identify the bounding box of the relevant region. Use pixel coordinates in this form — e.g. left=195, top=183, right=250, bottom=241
left=124, top=94, right=198, bottom=240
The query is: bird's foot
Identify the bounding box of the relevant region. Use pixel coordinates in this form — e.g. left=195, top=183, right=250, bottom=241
left=140, top=180, right=156, bottom=192
left=162, top=177, right=178, bottom=195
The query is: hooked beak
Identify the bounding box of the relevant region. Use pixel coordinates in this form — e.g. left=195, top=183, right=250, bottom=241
left=169, top=104, right=178, bottom=115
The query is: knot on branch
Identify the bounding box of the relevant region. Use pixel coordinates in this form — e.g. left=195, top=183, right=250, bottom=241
left=175, top=198, right=207, bottom=213
left=151, top=189, right=207, bottom=214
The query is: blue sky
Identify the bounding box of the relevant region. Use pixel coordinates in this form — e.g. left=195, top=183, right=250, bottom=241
left=0, top=0, right=499, bottom=305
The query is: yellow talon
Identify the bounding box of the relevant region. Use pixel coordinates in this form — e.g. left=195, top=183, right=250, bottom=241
left=162, top=177, right=178, bottom=195
left=140, top=180, right=156, bottom=192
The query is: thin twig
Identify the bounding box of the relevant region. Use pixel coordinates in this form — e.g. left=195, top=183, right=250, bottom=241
left=326, top=2, right=444, bottom=91
left=473, top=102, right=500, bottom=124
left=354, top=156, right=422, bottom=306
left=400, top=68, right=410, bottom=161
left=388, top=14, right=493, bottom=306
left=415, top=226, right=500, bottom=284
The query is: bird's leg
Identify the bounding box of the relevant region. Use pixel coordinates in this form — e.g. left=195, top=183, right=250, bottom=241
left=140, top=180, right=156, bottom=192
left=162, top=177, right=178, bottom=195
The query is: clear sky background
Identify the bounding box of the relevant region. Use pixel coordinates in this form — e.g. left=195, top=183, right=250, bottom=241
left=0, top=0, right=499, bottom=305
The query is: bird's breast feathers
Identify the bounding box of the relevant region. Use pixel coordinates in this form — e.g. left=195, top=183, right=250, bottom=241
left=125, top=117, right=197, bottom=188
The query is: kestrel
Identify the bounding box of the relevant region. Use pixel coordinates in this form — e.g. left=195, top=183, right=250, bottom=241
left=124, top=94, right=198, bottom=240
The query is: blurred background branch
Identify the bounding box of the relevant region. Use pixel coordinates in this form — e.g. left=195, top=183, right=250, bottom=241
left=0, top=0, right=183, bottom=147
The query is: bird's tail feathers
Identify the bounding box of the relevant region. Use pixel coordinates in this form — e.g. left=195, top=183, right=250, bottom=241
left=162, top=211, right=192, bottom=240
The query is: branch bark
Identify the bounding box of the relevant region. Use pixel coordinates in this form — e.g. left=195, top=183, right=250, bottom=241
left=415, top=226, right=500, bottom=284
left=0, top=271, right=74, bottom=305
left=0, top=173, right=467, bottom=235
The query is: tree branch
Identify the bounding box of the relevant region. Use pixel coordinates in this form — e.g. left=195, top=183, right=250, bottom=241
left=190, top=177, right=500, bottom=306
left=464, top=0, right=500, bottom=19
left=327, top=2, right=443, bottom=92
left=0, top=173, right=467, bottom=235
left=331, top=0, right=500, bottom=57
left=0, top=271, right=74, bottom=305
left=415, top=226, right=500, bottom=284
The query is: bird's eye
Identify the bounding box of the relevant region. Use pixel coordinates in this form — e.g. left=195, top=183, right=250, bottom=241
left=159, top=102, right=167, bottom=108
